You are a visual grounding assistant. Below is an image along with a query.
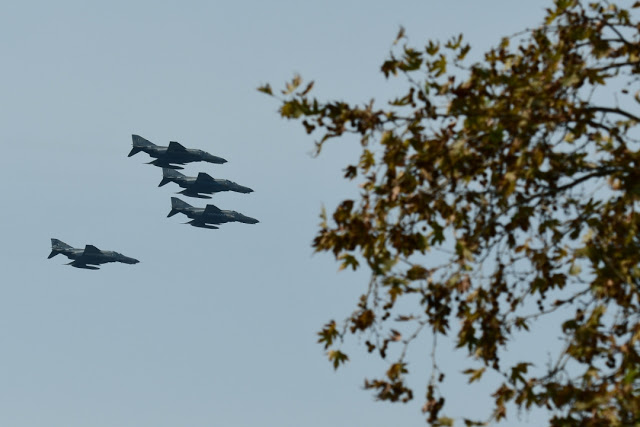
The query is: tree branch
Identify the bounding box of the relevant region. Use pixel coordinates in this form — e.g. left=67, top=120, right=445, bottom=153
left=584, top=107, right=640, bottom=122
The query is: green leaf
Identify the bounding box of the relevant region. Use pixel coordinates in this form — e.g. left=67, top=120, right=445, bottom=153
left=317, top=320, right=339, bottom=349
left=257, top=84, right=273, bottom=95
left=328, top=350, right=349, bottom=370
left=338, top=253, right=359, bottom=271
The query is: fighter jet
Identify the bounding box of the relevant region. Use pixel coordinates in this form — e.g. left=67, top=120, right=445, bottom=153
left=167, top=197, right=259, bottom=229
left=48, top=239, right=139, bottom=270
left=158, top=168, right=253, bottom=199
left=128, top=135, right=227, bottom=169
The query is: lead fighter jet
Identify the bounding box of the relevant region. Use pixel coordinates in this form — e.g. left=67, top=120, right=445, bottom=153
left=48, top=239, right=139, bottom=270
left=128, top=135, right=227, bottom=169
left=167, top=197, right=259, bottom=229
left=159, top=168, right=253, bottom=199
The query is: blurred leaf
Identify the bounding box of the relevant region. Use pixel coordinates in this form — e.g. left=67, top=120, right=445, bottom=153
left=257, top=84, right=272, bottom=95
left=328, top=350, right=349, bottom=370
left=463, top=367, right=486, bottom=384
left=394, top=26, right=406, bottom=45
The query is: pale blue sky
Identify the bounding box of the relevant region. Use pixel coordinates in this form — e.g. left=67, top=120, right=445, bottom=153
left=1, top=1, right=552, bottom=426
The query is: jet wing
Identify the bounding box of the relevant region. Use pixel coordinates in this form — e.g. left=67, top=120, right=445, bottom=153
left=195, top=172, right=215, bottom=184
left=83, top=245, right=102, bottom=254
left=167, top=141, right=188, bottom=154
left=203, top=204, right=222, bottom=215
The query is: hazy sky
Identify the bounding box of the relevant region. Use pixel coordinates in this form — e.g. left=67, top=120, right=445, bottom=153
left=1, top=1, right=553, bottom=426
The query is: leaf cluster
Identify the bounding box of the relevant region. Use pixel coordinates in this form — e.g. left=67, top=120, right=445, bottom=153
left=262, top=0, right=640, bottom=424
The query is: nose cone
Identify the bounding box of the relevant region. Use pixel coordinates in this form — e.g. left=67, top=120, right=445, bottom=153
left=122, top=256, right=140, bottom=265
left=236, top=185, right=254, bottom=194
left=204, top=153, right=227, bottom=164
left=247, top=217, right=259, bottom=224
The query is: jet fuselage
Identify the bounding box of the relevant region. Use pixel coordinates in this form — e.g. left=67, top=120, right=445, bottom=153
left=128, top=135, right=227, bottom=169
left=185, top=208, right=259, bottom=225
left=159, top=169, right=253, bottom=198
left=139, top=146, right=226, bottom=165
left=48, top=239, right=139, bottom=269
left=167, top=198, right=259, bottom=229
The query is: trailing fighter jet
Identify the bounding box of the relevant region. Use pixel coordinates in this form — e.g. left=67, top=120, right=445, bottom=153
left=128, top=135, right=227, bottom=169
left=159, top=168, right=253, bottom=199
left=47, top=239, right=139, bottom=270
left=167, top=197, right=259, bottom=229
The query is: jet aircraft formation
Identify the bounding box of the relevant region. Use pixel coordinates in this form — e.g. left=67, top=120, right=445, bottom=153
left=49, top=134, right=257, bottom=270
left=129, top=134, right=258, bottom=229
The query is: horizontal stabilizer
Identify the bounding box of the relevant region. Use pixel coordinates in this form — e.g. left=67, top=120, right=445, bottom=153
left=159, top=177, right=171, bottom=187
left=47, top=250, right=59, bottom=259
left=168, top=198, right=190, bottom=217
left=128, top=147, right=142, bottom=157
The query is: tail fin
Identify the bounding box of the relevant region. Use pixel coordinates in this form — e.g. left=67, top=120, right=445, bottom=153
left=159, top=168, right=185, bottom=187
left=171, top=197, right=192, bottom=209
left=49, top=238, right=72, bottom=259
left=51, top=239, right=72, bottom=249
left=132, top=135, right=156, bottom=147
left=168, top=197, right=192, bottom=217
left=129, top=135, right=156, bottom=157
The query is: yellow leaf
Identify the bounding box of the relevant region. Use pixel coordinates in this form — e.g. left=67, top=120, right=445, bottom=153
left=463, top=367, right=486, bottom=383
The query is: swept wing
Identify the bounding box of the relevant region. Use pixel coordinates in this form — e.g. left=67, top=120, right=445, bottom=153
left=166, top=141, right=188, bottom=154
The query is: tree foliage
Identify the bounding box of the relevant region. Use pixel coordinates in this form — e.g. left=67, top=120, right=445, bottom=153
left=262, top=0, right=640, bottom=424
